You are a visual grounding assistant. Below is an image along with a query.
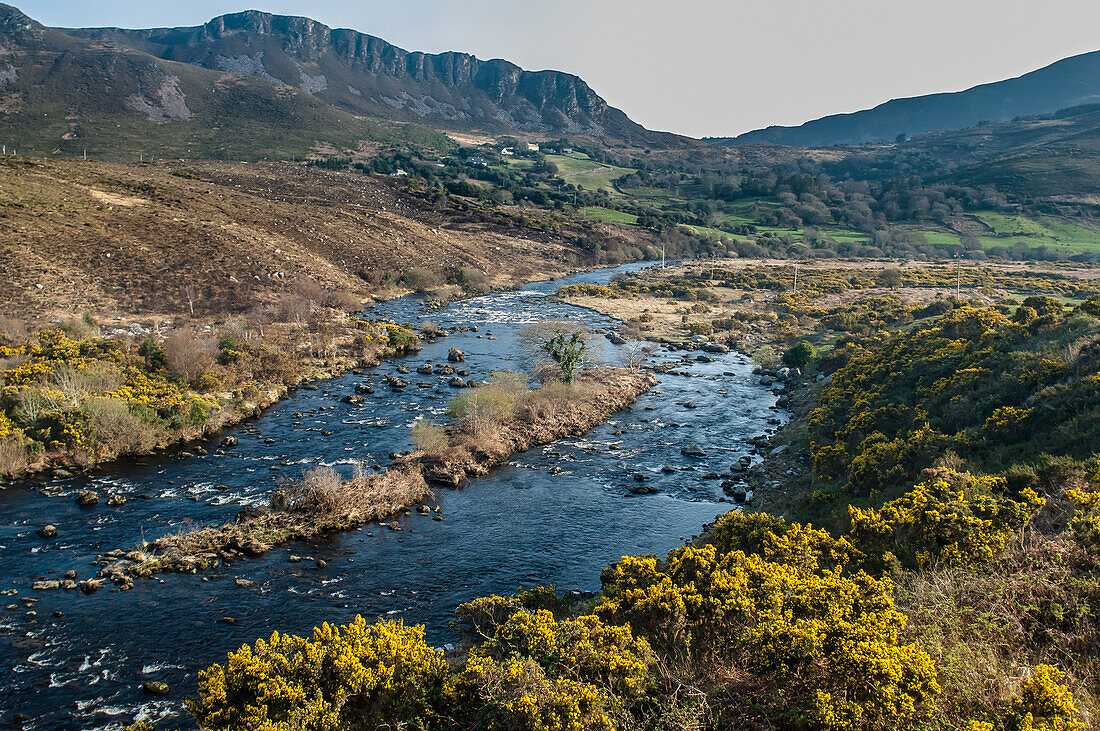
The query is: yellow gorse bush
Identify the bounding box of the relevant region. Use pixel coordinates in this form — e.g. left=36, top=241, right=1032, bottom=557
left=595, top=515, right=940, bottom=730
left=848, top=471, right=1044, bottom=570
left=449, top=608, right=653, bottom=730
left=964, top=665, right=1085, bottom=731
left=187, top=617, right=447, bottom=731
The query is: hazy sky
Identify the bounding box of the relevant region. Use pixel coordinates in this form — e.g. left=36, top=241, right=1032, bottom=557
left=15, top=1, right=1100, bottom=137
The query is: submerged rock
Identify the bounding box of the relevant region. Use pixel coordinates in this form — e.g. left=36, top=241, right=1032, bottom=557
left=680, top=443, right=707, bottom=457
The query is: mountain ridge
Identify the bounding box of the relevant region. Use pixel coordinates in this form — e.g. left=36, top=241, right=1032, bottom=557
left=64, top=8, right=663, bottom=142
left=711, top=49, right=1100, bottom=147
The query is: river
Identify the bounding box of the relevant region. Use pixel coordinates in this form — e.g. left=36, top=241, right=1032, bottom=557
left=0, top=262, right=785, bottom=729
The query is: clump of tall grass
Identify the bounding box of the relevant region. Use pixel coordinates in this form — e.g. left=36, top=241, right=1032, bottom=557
left=411, top=418, right=448, bottom=455
left=446, top=370, right=529, bottom=435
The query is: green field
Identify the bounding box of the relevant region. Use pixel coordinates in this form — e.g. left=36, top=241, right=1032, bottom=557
left=582, top=206, right=639, bottom=225
left=971, top=212, right=1100, bottom=253
left=545, top=153, right=636, bottom=195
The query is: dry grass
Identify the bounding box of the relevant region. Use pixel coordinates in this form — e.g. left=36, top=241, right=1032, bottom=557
left=0, top=157, right=610, bottom=325
left=0, top=436, right=28, bottom=478
left=896, top=531, right=1100, bottom=727
left=416, top=368, right=654, bottom=487
left=100, top=463, right=430, bottom=580
left=84, top=396, right=160, bottom=456
left=410, top=419, right=449, bottom=455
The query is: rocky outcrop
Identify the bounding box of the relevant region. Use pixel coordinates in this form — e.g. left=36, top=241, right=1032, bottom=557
left=67, top=9, right=661, bottom=141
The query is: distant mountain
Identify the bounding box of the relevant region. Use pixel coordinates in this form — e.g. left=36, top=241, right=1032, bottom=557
left=711, top=50, right=1100, bottom=147
left=66, top=9, right=660, bottom=143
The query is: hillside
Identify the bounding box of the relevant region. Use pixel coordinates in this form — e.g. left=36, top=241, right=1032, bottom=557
left=0, top=156, right=620, bottom=324
left=0, top=4, right=453, bottom=161
left=712, top=48, right=1100, bottom=147
left=64, top=9, right=668, bottom=145
left=925, top=104, right=1100, bottom=200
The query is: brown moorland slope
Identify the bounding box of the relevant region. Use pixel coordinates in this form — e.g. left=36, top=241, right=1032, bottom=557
left=0, top=157, right=609, bottom=323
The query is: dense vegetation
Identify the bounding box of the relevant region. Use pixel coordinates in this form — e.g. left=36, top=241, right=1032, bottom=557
left=137, top=283, right=1100, bottom=730
left=333, top=128, right=1100, bottom=266
left=0, top=317, right=417, bottom=478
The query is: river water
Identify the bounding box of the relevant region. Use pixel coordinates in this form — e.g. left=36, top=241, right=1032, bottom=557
left=0, top=263, right=785, bottom=729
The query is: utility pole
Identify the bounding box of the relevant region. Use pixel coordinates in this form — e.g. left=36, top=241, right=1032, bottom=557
left=955, top=252, right=961, bottom=298
left=661, top=240, right=666, bottom=269
left=793, top=265, right=798, bottom=293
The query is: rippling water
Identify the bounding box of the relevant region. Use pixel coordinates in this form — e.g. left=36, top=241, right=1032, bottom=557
left=0, top=263, right=785, bottom=729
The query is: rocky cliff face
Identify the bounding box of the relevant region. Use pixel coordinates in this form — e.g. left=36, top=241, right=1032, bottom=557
left=68, top=9, right=651, bottom=140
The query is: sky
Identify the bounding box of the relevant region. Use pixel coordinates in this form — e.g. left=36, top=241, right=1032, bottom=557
left=14, top=1, right=1100, bottom=138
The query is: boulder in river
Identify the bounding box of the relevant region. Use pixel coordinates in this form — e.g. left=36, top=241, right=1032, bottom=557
left=37, top=525, right=58, bottom=538
left=680, top=443, right=707, bottom=457
left=32, top=580, right=60, bottom=590
left=220, top=436, right=239, bottom=448
left=702, top=343, right=729, bottom=354
left=341, top=394, right=366, bottom=405
left=75, top=490, right=99, bottom=507
left=417, top=363, right=434, bottom=375
left=627, top=483, right=659, bottom=495
left=354, top=384, right=375, bottom=395
left=448, top=377, right=468, bottom=388
left=142, top=682, right=170, bottom=696
left=448, top=348, right=465, bottom=363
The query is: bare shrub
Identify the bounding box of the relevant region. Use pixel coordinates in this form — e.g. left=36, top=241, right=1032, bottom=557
left=328, top=290, right=362, bottom=312
left=52, top=361, right=121, bottom=406
left=519, top=320, right=600, bottom=382
left=411, top=419, right=449, bottom=455
left=289, top=466, right=354, bottom=513
left=293, top=277, right=326, bottom=305
left=165, top=329, right=216, bottom=384
left=0, top=315, right=26, bottom=343
left=13, top=387, right=58, bottom=425
left=617, top=327, right=658, bottom=372
left=85, top=397, right=159, bottom=455
left=458, top=268, right=490, bottom=295
left=277, top=293, right=313, bottom=326
left=0, top=437, right=28, bottom=477
left=401, top=267, right=439, bottom=293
